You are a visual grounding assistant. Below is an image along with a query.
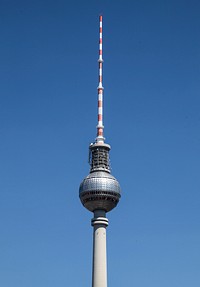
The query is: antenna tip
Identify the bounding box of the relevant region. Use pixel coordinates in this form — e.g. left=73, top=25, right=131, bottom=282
left=99, top=15, right=103, bottom=21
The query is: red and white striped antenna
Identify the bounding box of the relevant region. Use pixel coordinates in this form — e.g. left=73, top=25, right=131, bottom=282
left=96, top=15, right=104, bottom=143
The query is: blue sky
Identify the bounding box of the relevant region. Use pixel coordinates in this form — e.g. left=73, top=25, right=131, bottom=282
left=0, top=0, right=200, bottom=286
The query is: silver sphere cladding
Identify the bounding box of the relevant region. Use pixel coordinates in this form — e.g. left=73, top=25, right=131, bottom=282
left=79, top=171, right=121, bottom=212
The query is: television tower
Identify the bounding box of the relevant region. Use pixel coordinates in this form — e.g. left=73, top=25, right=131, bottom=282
left=79, top=16, right=121, bottom=287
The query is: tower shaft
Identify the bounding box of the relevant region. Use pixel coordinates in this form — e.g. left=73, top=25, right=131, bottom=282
left=92, top=210, right=108, bottom=287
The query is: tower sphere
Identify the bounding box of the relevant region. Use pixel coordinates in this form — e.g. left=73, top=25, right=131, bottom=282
left=79, top=170, right=121, bottom=212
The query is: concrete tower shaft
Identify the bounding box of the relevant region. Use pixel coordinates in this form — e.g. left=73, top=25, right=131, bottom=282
left=92, top=210, right=108, bottom=287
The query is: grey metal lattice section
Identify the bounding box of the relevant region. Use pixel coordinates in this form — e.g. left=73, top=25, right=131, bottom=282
left=89, top=144, right=110, bottom=172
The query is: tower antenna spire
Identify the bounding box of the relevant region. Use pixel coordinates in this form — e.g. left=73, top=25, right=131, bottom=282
left=96, top=15, right=104, bottom=143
